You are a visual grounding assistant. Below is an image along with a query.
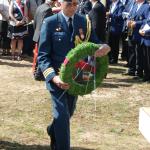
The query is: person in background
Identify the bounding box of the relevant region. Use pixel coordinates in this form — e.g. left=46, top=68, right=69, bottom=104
left=8, top=0, right=28, bottom=60
left=0, top=0, right=11, bottom=55
left=26, top=0, right=45, bottom=21
left=106, top=0, right=112, bottom=11
left=121, top=0, right=135, bottom=62
left=33, top=0, right=56, bottom=80
left=52, top=1, right=61, bottom=14
left=88, top=0, right=106, bottom=42
left=38, top=0, right=110, bottom=149
left=106, top=0, right=124, bottom=64
left=139, top=11, right=150, bottom=82
left=125, top=0, right=149, bottom=77
left=77, top=0, right=92, bottom=15
left=22, top=0, right=45, bottom=57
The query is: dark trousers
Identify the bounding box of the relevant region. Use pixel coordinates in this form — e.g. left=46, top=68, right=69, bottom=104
left=128, top=39, right=136, bottom=73
left=23, top=23, right=35, bottom=56
left=136, top=44, right=143, bottom=76
left=121, top=31, right=128, bottom=61
left=128, top=39, right=143, bottom=76
left=48, top=87, right=77, bottom=150
left=0, top=21, right=10, bottom=49
left=108, top=32, right=120, bottom=62
left=142, top=45, right=150, bottom=79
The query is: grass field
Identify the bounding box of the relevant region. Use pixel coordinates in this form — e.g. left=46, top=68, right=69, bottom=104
left=0, top=56, right=150, bottom=150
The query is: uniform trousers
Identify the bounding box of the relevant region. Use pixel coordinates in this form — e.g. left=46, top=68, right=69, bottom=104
left=121, top=31, right=128, bottom=61
left=128, top=39, right=136, bottom=74
left=136, top=44, right=144, bottom=76
left=142, top=44, right=150, bottom=80
left=108, top=32, right=121, bottom=63
left=48, top=85, right=77, bottom=150
left=128, top=39, right=143, bottom=76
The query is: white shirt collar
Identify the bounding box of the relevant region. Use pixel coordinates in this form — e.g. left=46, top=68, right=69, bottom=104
left=61, top=11, right=74, bottom=24
left=110, top=0, right=119, bottom=13
left=112, top=0, right=119, bottom=6
left=137, top=2, right=144, bottom=11
left=92, top=1, right=98, bottom=8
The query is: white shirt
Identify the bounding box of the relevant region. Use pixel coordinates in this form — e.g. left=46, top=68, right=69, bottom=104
left=92, top=1, right=98, bottom=8
left=137, top=2, right=144, bottom=12
left=61, top=11, right=74, bottom=27
left=110, top=0, right=119, bottom=13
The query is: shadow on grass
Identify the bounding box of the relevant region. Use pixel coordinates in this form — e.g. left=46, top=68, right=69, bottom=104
left=108, top=66, right=126, bottom=74
left=101, top=76, right=144, bottom=89
left=0, top=141, right=95, bottom=150
left=104, top=78, right=143, bottom=88
left=0, top=59, right=32, bottom=68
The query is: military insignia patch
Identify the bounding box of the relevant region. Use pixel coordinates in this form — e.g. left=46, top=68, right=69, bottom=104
left=56, top=27, right=62, bottom=32
left=139, top=16, right=143, bottom=20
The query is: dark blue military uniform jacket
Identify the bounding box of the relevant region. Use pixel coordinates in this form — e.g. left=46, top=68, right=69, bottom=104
left=38, top=12, right=100, bottom=91
left=108, top=1, right=124, bottom=35
left=141, top=13, right=150, bottom=47
left=129, top=1, right=150, bottom=42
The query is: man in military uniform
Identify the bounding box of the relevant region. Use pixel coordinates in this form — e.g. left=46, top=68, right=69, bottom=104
left=106, top=0, right=124, bottom=64
left=88, top=0, right=106, bottom=42
left=38, top=0, right=110, bottom=149
left=125, top=0, right=149, bottom=77
left=121, top=0, right=135, bottom=62
left=139, top=12, right=150, bottom=82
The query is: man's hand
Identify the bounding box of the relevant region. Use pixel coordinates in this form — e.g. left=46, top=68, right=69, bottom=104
left=139, top=29, right=145, bottom=36
left=94, top=44, right=111, bottom=57
left=127, top=20, right=132, bottom=28
left=106, top=11, right=110, bottom=17
left=16, top=21, right=22, bottom=26
left=52, top=75, right=70, bottom=90
left=131, top=21, right=136, bottom=28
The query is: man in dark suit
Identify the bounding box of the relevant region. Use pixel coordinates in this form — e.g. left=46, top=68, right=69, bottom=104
left=33, top=0, right=55, bottom=80
left=33, top=0, right=54, bottom=43
left=88, top=0, right=106, bottom=42
left=106, top=0, right=124, bottom=64
left=26, top=0, right=45, bottom=20
left=22, top=0, right=45, bottom=57
left=38, top=0, right=110, bottom=149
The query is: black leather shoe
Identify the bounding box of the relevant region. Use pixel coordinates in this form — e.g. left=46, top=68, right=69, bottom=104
left=122, top=71, right=135, bottom=76
left=143, top=76, right=150, bottom=82
left=47, top=126, right=56, bottom=150
left=50, top=137, right=56, bottom=150
left=135, top=71, right=143, bottom=78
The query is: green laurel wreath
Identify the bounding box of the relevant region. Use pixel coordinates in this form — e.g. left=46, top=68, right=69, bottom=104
left=60, top=42, right=108, bottom=96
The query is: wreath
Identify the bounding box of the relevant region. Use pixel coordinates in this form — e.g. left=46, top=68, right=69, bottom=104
left=60, top=42, right=108, bottom=96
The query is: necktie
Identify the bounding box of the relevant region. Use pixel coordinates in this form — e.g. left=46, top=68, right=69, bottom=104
left=68, top=17, right=73, bottom=34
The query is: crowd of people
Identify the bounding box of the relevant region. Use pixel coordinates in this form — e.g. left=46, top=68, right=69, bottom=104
left=0, top=0, right=59, bottom=60
left=0, top=0, right=149, bottom=82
